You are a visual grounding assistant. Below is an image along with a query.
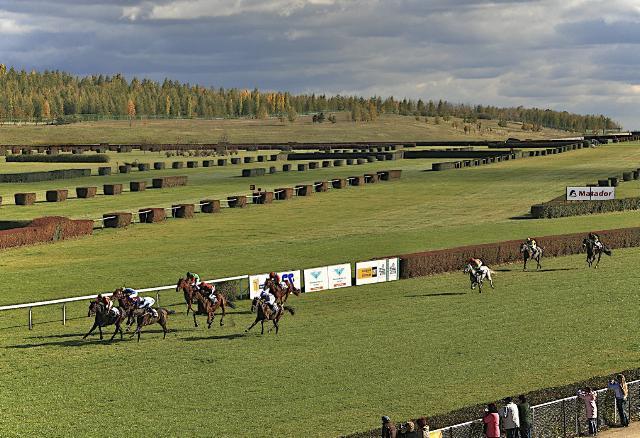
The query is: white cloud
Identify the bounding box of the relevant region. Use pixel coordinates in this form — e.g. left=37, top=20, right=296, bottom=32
left=0, top=11, right=33, bottom=34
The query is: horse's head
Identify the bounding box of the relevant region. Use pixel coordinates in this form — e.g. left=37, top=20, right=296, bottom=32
left=88, top=300, right=98, bottom=317
left=462, top=264, right=472, bottom=274
left=250, top=297, right=260, bottom=313
left=582, top=238, right=590, bottom=248
left=520, top=243, right=528, bottom=253
left=176, top=277, right=190, bottom=292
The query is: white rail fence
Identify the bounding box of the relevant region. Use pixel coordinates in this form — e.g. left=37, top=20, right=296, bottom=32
left=0, top=275, right=248, bottom=330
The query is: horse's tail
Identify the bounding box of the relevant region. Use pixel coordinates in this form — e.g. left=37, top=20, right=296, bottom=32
left=604, top=248, right=612, bottom=256
left=162, top=308, right=176, bottom=315
left=226, top=299, right=237, bottom=309
left=283, top=306, right=295, bottom=316
left=488, top=269, right=496, bottom=275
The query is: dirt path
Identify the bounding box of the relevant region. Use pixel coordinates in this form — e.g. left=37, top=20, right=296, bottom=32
left=599, top=423, right=640, bottom=437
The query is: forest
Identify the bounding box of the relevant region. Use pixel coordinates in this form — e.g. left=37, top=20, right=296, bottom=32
left=0, top=64, right=619, bottom=133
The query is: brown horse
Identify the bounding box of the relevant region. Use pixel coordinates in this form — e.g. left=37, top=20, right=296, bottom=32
left=111, top=288, right=138, bottom=329
left=130, top=307, right=175, bottom=342
left=83, top=301, right=125, bottom=341
left=175, top=278, right=198, bottom=315
left=263, top=277, right=300, bottom=304
left=245, top=297, right=295, bottom=335
left=191, top=288, right=236, bottom=329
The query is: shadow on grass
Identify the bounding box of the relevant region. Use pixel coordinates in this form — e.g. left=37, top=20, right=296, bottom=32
left=182, top=333, right=246, bottom=342
left=6, top=336, right=130, bottom=349
left=405, top=292, right=467, bottom=298
left=509, top=215, right=535, bottom=220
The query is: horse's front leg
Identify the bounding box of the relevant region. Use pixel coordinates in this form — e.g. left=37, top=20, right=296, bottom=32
left=245, top=319, right=259, bottom=333
left=98, top=326, right=103, bottom=340
left=595, top=252, right=601, bottom=268
left=83, top=322, right=98, bottom=339
left=193, top=312, right=199, bottom=328
left=207, top=311, right=214, bottom=329
left=523, top=258, right=528, bottom=271
left=110, top=324, right=120, bottom=341
left=261, top=320, right=265, bottom=335
left=219, top=303, right=225, bottom=326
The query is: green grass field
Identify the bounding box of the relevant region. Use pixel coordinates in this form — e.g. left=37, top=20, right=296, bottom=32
left=0, top=114, right=571, bottom=145
left=1, top=249, right=640, bottom=437
left=1, top=119, right=639, bottom=437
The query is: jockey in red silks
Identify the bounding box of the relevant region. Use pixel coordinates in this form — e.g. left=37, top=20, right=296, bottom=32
left=199, top=281, right=218, bottom=305
left=468, top=258, right=483, bottom=269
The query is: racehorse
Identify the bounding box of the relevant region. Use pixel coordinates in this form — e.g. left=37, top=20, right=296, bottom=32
left=130, top=307, right=175, bottom=342
left=83, top=301, right=125, bottom=341
left=520, top=243, right=543, bottom=271
left=175, top=277, right=198, bottom=315
left=463, top=263, right=495, bottom=293
left=263, top=277, right=300, bottom=304
left=111, top=288, right=138, bottom=330
left=245, top=297, right=295, bottom=335
left=582, top=238, right=612, bottom=268
left=191, top=288, right=236, bottom=329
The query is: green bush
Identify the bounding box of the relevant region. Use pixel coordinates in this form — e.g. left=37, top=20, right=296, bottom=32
left=530, top=198, right=640, bottom=218
left=6, top=154, right=109, bottom=163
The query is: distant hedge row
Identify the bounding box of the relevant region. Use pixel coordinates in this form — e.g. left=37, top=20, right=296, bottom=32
left=6, top=154, right=110, bottom=163
left=0, top=169, right=91, bottom=183
left=398, top=226, right=640, bottom=278
left=531, top=198, right=640, bottom=218
left=0, top=216, right=93, bottom=250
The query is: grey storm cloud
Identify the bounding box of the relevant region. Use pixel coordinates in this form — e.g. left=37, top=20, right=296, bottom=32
left=1, top=0, right=640, bottom=127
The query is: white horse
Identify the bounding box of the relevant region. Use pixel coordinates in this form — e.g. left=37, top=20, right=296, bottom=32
left=463, top=263, right=495, bottom=292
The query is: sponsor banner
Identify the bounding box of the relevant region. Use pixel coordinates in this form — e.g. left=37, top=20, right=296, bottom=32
left=566, top=186, right=615, bottom=201
left=303, top=267, right=329, bottom=292
left=249, top=270, right=302, bottom=299
left=387, top=257, right=399, bottom=281
left=327, top=263, right=352, bottom=289
left=355, top=259, right=388, bottom=285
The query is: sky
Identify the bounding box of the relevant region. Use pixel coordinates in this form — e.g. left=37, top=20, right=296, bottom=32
left=1, top=0, right=640, bottom=128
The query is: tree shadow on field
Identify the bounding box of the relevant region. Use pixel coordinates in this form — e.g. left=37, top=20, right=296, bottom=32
left=509, top=215, right=534, bottom=220
left=405, top=292, right=466, bottom=298
left=182, top=333, right=246, bottom=342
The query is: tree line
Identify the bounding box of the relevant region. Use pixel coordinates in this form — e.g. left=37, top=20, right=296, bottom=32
left=0, top=64, right=620, bottom=132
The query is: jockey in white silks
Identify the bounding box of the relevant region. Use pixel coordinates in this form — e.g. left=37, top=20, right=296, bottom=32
left=589, top=233, right=604, bottom=250
left=259, top=289, right=278, bottom=314
left=135, top=296, right=157, bottom=318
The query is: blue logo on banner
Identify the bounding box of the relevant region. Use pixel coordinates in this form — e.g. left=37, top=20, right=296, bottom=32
left=311, top=271, right=321, bottom=279
left=334, top=267, right=344, bottom=275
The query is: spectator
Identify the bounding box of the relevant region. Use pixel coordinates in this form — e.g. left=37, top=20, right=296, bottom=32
left=577, top=387, right=598, bottom=436
left=416, top=417, right=429, bottom=438
left=608, top=374, right=629, bottom=427
left=483, top=403, right=500, bottom=438
left=382, top=415, right=397, bottom=438
left=517, top=395, right=532, bottom=438
left=500, top=397, right=520, bottom=438
left=399, top=420, right=417, bottom=437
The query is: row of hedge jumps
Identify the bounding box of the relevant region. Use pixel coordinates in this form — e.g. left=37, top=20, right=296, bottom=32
left=240, top=155, right=394, bottom=177
left=99, top=170, right=401, bottom=228
left=6, top=176, right=189, bottom=206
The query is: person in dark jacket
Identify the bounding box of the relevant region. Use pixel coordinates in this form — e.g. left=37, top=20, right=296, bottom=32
left=382, top=415, right=397, bottom=438
left=517, top=395, right=532, bottom=438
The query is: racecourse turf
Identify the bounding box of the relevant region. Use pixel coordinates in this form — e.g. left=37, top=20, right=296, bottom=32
left=0, top=249, right=640, bottom=437
left=1, top=133, right=640, bottom=436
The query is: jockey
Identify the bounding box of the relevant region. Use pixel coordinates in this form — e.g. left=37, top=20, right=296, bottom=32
left=96, top=294, right=115, bottom=315
left=135, top=296, right=157, bottom=318
left=123, top=287, right=138, bottom=300
left=468, top=258, right=483, bottom=269
left=526, top=237, right=537, bottom=250
left=589, top=233, right=604, bottom=249
left=199, top=281, right=218, bottom=305
left=259, top=289, right=278, bottom=314
left=186, top=272, right=201, bottom=289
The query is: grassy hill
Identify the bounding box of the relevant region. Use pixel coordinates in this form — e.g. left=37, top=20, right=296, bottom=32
left=0, top=114, right=574, bottom=145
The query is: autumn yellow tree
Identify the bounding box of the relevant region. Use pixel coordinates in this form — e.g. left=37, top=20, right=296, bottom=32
left=127, top=98, right=136, bottom=127
left=42, top=99, right=51, bottom=121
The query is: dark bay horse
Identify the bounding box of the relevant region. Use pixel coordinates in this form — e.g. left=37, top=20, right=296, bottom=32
left=263, top=277, right=300, bottom=305
left=583, top=238, right=612, bottom=268
left=83, top=301, right=125, bottom=341
left=111, top=288, right=138, bottom=330
left=130, top=307, right=175, bottom=342
left=520, top=243, right=543, bottom=271
left=191, top=289, right=235, bottom=329
left=245, top=297, right=295, bottom=335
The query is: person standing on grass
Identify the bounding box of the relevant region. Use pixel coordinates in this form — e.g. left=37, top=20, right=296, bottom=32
left=577, top=387, right=598, bottom=436
left=517, top=395, right=532, bottom=438
left=381, top=416, right=397, bottom=438
left=416, top=417, right=429, bottom=438
left=608, top=374, right=629, bottom=427
left=500, top=397, right=520, bottom=438
left=483, top=403, right=500, bottom=438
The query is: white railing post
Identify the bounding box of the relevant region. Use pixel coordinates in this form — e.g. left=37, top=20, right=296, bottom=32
left=62, top=304, right=66, bottom=325
left=28, top=307, right=32, bottom=330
